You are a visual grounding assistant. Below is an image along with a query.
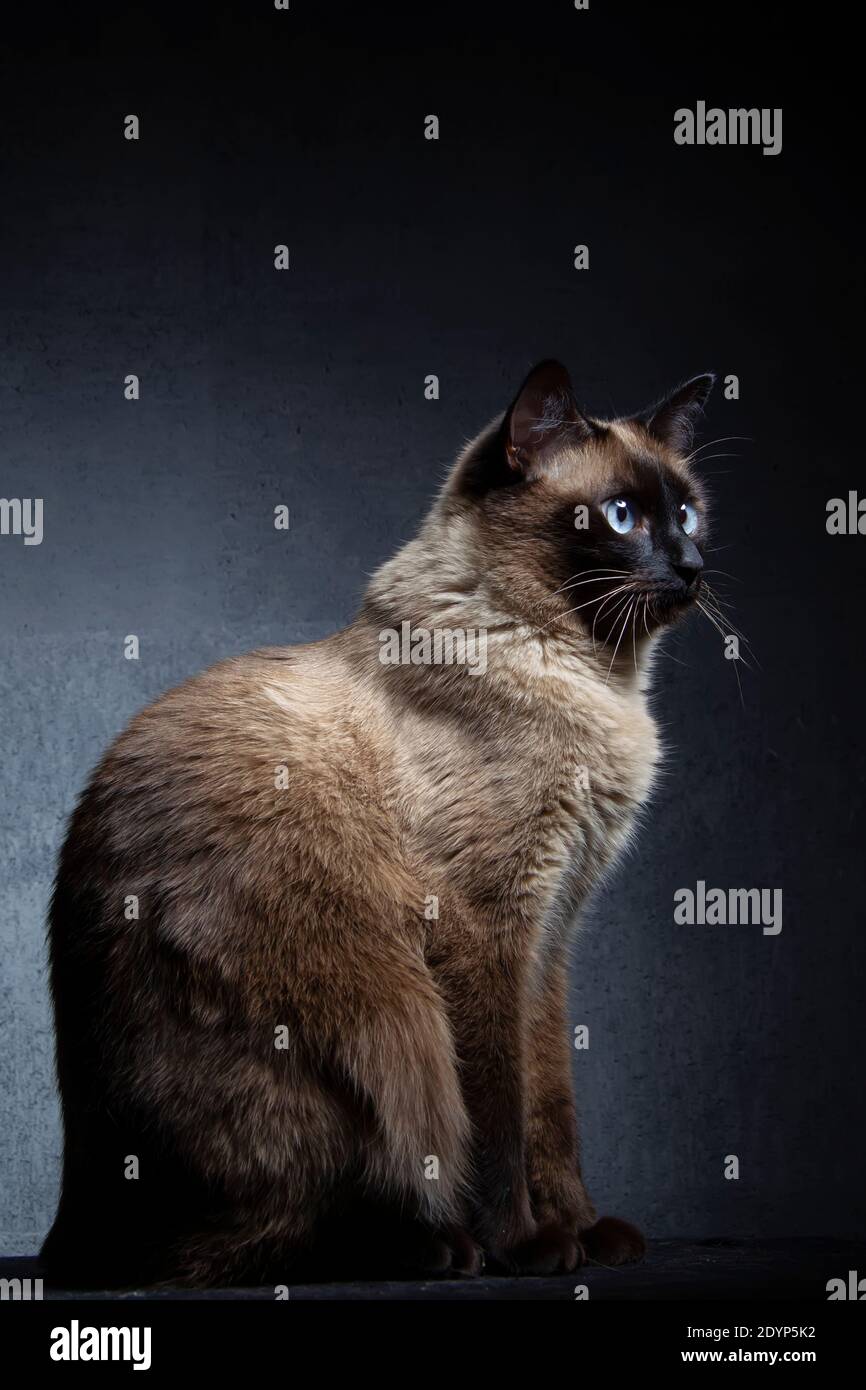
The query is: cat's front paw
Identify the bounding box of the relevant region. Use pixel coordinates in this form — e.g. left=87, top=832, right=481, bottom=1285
left=396, top=1222, right=485, bottom=1278
left=580, top=1215, right=646, bottom=1265
left=440, top=1225, right=486, bottom=1277
left=490, top=1222, right=585, bottom=1276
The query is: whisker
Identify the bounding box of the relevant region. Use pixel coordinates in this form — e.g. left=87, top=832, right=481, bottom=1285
left=701, top=590, right=752, bottom=636
left=549, top=569, right=630, bottom=599
left=681, top=435, right=752, bottom=465
left=696, top=600, right=748, bottom=707
left=700, top=582, right=759, bottom=665
left=702, top=569, right=742, bottom=584
left=700, top=591, right=755, bottom=645
left=529, top=582, right=633, bottom=638
left=685, top=453, right=740, bottom=465
left=598, top=589, right=634, bottom=653
left=605, top=598, right=635, bottom=684
left=592, top=586, right=635, bottom=655
left=655, top=643, right=689, bottom=667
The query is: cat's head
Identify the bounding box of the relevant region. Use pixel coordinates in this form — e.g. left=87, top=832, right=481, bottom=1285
left=446, top=360, right=714, bottom=642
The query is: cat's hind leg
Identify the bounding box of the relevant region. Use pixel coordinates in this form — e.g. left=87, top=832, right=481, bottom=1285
left=234, top=891, right=474, bottom=1238
left=163, top=903, right=474, bottom=1284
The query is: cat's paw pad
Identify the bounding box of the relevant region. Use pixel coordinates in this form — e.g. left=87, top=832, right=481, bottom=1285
left=580, top=1215, right=646, bottom=1266
left=494, top=1223, right=584, bottom=1276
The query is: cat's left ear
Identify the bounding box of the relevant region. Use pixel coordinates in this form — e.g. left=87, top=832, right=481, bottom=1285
left=638, top=373, right=715, bottom=455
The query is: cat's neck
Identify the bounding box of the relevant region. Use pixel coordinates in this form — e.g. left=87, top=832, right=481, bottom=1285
left=355, top=515, right=658, bottom=708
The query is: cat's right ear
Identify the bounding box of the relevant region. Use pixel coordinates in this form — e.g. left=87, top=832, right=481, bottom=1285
left=502, top=360, right=596, bottom=481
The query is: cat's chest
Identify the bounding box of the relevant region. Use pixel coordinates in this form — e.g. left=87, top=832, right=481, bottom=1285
left=402, top=689, right=659, bottom=921
left=504, top=716, right=656, bottom=907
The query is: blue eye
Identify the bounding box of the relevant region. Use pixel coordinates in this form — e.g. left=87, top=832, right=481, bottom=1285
left=604, top=497, right=637, bottom=534
left=679, top=502, right=699, bottom=535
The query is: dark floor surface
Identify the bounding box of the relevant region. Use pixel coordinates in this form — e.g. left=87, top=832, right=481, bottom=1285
left=3, top=1238, right=863, bottom=1300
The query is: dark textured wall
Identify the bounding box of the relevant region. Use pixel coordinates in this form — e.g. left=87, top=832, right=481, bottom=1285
left=1, top=2, right=863, bottom=1253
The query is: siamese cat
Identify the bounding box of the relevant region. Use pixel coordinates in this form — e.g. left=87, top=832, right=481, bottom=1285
left=42, top=360, right=713, bottom=1286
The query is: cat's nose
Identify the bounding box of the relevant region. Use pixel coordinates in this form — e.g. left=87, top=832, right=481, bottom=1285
left=673, top=561, right=702, bottom=590
left=672, top=536, right=703, bottom=590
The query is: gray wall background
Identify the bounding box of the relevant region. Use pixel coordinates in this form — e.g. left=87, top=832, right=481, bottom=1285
left=1, top=1, right=864, bottom=1253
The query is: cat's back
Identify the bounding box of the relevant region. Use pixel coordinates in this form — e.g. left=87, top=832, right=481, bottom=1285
left=108, top=638, right=355, bottom=786
left=54, top=635, right=393, bottom=931
left=96, top=638, right=351, bottom=797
